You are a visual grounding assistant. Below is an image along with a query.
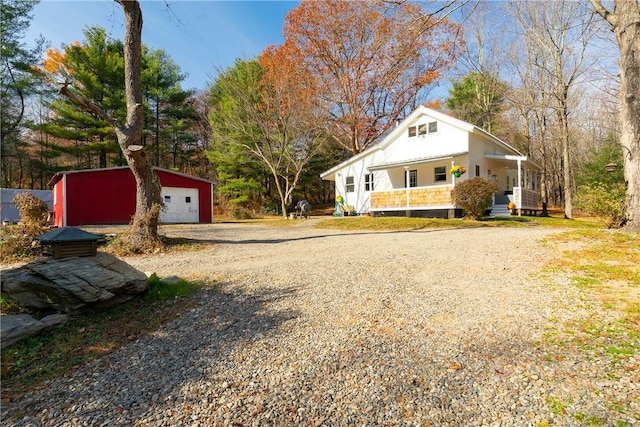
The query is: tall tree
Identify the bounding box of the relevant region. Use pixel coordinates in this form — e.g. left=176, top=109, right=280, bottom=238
left=514, top=0, right=598, bottom=219
left=0, top=0, right=43, bottom=188
left=589, top=0, right=640, bottom=230
left=280, top=0, right=459, bottom=155
left=141, top=47, right=197, bottom=168
left=208, top=53, right=325, bottom=218
left=445, top=71, right=507, bottom=134
left=36, top=27, right=125, bottom=169
left=50, top=1, right=162, bottom=248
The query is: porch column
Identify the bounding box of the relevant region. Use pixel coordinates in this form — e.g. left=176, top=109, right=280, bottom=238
left=517, top=158, right=522, bottom=216
left=404, top=166, right=410, bottom=217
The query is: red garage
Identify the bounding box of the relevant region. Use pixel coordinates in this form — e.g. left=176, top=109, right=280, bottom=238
left=48, top=167, right=214, bottom=227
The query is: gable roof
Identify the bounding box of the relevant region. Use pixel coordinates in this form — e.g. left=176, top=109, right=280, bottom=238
left=48, top=166, right=215, bottom=188
left=321, top=106, right=527, bottom=179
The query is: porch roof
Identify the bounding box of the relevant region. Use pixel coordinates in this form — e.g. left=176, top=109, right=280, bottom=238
left=368, top=151, right=468, bottom=171
left=484, top=153, right=542, bottom=170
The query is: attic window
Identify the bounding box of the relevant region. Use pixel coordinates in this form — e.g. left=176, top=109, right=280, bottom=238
left=408, top=126, right=417, bottom=137
left=418, top=124, right=427, bottom=135
left=428, top=121, right=438, bottom=134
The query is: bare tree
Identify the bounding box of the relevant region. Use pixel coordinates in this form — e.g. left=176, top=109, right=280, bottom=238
left=589, top=0, right=640, bottom=230
left=513, top=0, right=598, bottom=219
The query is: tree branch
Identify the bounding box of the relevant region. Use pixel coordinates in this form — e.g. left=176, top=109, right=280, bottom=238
left=588, top=0, right=617, bottom=27
left=58, top=82, right=120, bottom=130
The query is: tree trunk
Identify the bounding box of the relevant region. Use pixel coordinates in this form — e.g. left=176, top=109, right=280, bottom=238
left=560, top=87, right=573, bottom=219
left=116, top=0, right=163, bottom=246
left=590, top=0, right=640, bottom=230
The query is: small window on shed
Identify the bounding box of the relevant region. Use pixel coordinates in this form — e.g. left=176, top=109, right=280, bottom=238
left=428, top=121, right=438, bottom=134
left=185, top=196, right=191, bottom=203
left=164, top=195, right=171, bottom=203
left=408, top=126, right=417, bottom=137
left=418, top=123, right=427, bottom=135
left=346, top=176, right=355, bottom=193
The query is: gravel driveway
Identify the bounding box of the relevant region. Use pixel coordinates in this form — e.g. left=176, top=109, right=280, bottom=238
left=3, top=220, right=638, bottom=426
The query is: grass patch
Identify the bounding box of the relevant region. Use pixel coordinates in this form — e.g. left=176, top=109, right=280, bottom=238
left=1, top=276, right=207, bottom=401
left=542, top=228, right=639, bottom=422
left=314, top=214, right=600, bottom=232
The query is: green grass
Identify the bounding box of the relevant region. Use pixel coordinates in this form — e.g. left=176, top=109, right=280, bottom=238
left=314, top=214, right=601, bottom=231
left=1, top=276, right=206, bottom=400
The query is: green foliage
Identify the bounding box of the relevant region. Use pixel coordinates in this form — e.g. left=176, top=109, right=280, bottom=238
left=576, top=136, right=624, bottom=188
left=451, top=177, right=498, bottom=219
left=445, top=71, right=507, bottom=134
left=207, top=59, right=273, bottom=213
left=575, top=182, right=626, bottom=228
left=36, top=26, right=202, bottom=172
left=145, top=274, right=196, bottom=301
left=1, top=0, right=44, bottom=188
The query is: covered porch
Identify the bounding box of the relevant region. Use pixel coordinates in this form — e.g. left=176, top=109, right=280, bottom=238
left=484, top=154, right=540, bottom=216
left=368, top=153, right=540, bottom=217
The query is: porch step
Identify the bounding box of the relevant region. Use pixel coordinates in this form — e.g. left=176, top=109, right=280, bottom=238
left=490, top=204, right=512, bottom=217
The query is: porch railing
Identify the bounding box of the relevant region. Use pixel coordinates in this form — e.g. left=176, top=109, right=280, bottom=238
left=513, top=187, right=539, bottom=210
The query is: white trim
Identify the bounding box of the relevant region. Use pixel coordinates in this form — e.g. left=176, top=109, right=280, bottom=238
left=62, top=174, right=67, bottom=227
left=369, top=204, right=456, bottom=212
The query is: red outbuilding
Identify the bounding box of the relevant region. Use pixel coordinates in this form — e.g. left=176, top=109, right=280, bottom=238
left=48, top=166, right=214, bottom=227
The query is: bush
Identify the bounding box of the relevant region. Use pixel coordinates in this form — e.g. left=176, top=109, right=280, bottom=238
left=575, top=182, right=626, bottom=228
left=12, top=192, right=49, bottom=231
left=451, top=178, right=498, bottom=219
left=0, top=193, right=49, bottom=262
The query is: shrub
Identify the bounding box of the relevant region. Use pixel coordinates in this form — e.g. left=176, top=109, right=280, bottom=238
left=575, top=182, right=626, bottom=228
left=451, top=178, right=498, bottom=219
left=12, top=192, right=49, bottom=231
left=0, top=193, right=49, bottom=262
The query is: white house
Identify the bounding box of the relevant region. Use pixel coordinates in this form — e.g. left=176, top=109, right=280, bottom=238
left=320, top=106, right=541, bottom=218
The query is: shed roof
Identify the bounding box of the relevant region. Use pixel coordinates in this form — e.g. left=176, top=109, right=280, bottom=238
left=47, top=166, right=215, bottom=188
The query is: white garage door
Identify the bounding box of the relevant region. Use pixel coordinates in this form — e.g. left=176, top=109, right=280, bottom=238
left=160, top=187, right=199, bottom=223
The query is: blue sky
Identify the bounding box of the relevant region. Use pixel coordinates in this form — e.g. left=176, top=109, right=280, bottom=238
left=26, top=0, right=299, bottom=91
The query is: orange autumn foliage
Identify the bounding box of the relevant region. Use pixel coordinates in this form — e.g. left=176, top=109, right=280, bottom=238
left=39, top=41, right=81, bottom=78
left=277, top=0, right=461, bottom=154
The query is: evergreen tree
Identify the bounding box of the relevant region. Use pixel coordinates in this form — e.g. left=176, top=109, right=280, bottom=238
left=1, top=0, right=43, bottom=187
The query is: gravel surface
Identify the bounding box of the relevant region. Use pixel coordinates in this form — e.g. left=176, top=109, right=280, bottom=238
left=2, top=220, right=638, bottom=426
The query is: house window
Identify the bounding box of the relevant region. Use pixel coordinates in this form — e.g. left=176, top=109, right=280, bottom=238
left=405, top=170, right=417, bottom=188
left=428, top=121, right=438, bottom=134
left=408, top=126, right=417, bottom=137
left=365, top=173, right=374, bottom=191
left=164, top=195, right=171, bottom=203
left=185, top=196, right=191, bottom=203
left=418, top=123, right=427, bottom=135
left=346, top=176, right=355, bottom=193
left=475, top=165, right=480, bottom=177
left=434, top=166, right=447, bottom=182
